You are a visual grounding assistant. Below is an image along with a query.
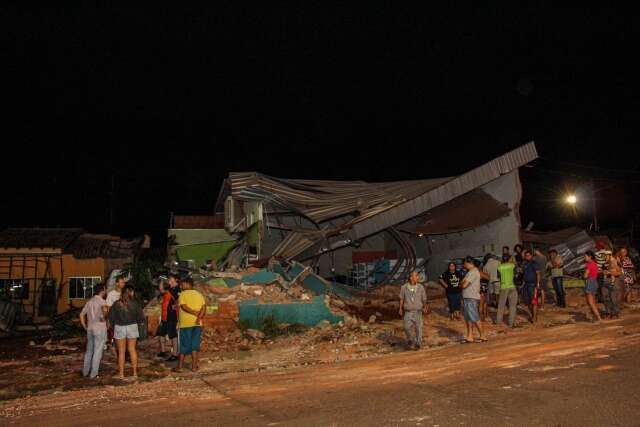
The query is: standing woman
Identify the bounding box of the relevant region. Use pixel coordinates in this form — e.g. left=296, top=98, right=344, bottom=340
left=108, top=285, right=145, bottom=380
left=618, top=247, right=636, bottom=304
left=439, top=262, right=463, bottom=320
left=583, top=251, right=602, bottom=323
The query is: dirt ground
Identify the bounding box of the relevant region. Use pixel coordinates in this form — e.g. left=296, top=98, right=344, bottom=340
left=2, top=290, right=640, bottom=426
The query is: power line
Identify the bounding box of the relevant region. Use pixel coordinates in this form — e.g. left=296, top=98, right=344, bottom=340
left=526, top=166, right=640, bottom=185
left=537, top=156, right=640, bottom=175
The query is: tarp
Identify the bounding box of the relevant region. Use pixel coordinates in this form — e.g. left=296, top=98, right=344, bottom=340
left=238, top=296, right=343, bottom=328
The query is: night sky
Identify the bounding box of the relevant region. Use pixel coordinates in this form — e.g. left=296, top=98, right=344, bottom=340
left=3, top=4, right=639, bottom=244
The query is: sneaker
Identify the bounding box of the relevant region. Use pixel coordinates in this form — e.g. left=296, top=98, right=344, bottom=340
left=166, top=355, right=179, bottom=362
left=157, top=351, right=169, bottom=358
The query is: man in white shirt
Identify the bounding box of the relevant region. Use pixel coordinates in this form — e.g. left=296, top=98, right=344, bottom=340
left=106, top=275, right=125, bottom=307
left=461, top=256, right=487, bottom=343
left=483, top=254, right=501, bottom=307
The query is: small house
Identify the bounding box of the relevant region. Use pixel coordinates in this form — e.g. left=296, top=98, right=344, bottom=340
left=0, top=228, right=146, bottom=322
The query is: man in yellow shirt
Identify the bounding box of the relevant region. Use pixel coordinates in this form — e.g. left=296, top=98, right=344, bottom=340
left=177, top=277, right=206, bottom=372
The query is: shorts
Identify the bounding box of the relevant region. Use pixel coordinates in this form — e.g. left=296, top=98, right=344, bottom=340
left=584, top=277, right=599, bottom=295
left=166, top=320, right=178, bottom=339
left=179, top=326, right=202, bottom=355
left=114, top=324, right=140, bottom=340
left=156, top=320, right=168, bottom=337
left=463, top=298, right=480, bottom=323
left=522, top=283, right=537, bottom=305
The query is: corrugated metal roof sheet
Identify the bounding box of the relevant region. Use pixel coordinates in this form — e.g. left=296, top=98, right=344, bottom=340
left=414, top=189, right=511, bottom=235
left=220, top=142, right=538, bottom=259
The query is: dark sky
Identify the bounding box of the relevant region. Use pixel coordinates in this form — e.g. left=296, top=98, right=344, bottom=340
left=2, top=4, right=639, bottom=243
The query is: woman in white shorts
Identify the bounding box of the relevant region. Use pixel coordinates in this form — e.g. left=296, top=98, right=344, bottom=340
left=108, top=285, right=145, bottom=380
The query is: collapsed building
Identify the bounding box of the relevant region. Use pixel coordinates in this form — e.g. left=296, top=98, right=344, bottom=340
left=169, top=142, right=538, bottom=288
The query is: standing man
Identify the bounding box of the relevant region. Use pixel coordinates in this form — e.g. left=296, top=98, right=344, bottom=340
left=549, top=249, right=566, bottom=307
left=79, top=284, right=108, bottom=379
left=483, top=254, right=501, bottom=307
left=166, top=273, right=181, bottom=362
left=522, top=250, right=541, bottom=323
left=595, top=242, right=612, bottom=317
left=155, top=278, right=172, bottom=358
left=105, top=275, right=126, bottom=356
left=460, top=256, right=487, bottom=342
left=602, top=252, right=622, bottom=319
left=399, top=271, right=428, bottom=350
left=177, top=277, right=206, bottom=372
left=533, top=248, right=549, bottom=311
left=496, top=255, right=518, bottom=328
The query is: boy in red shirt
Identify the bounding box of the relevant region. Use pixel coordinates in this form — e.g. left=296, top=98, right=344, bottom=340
left=155, top=279, right=173, bottom=358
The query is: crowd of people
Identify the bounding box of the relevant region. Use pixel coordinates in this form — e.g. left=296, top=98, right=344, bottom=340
left=400, top=242, right=637, bottom=347
left=78, top=274, right=206, bottom=380
left=77, top=242, right=638, bottom=375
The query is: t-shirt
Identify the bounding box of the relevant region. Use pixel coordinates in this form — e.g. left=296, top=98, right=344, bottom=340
left=534, top=255, right=548, bottom=278
left=161, top=292, right=172, bottom=321
left=483, top=258, right=500, bottom=283
left=497, top=262, right=516, bottom=289
left=440, top=271, right=463, bottom=294
left=595, top=250, right=611, bottom=272
left=178, top=289, right=206, bottom=328
left=105, top=289, right=121, bottom=307
left=462, top=268, right=481, bottom=300
left=550, top=255, right=564, bottom=278
left=108, top=299, right=145, bottom=327
left=167, top=286, right=180, bottom=322
left=586, top=260, right=598, bottom=279
left=399, top=283, right=428, bottom=311
left=523, top=261, right=538, bottom=284
left=81, top=295, right=107, bottom=331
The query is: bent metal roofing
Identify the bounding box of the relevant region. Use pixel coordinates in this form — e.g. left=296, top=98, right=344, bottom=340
left=216, top=142, right=538, bottom=260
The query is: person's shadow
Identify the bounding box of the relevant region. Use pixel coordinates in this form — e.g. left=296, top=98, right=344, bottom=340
left=433, top=324, right=461, bottom=339
left=570, top=310, right=589, bottom=323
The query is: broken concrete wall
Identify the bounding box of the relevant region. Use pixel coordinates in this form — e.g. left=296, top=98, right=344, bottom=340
left=424, top=170, right=522, bottom=281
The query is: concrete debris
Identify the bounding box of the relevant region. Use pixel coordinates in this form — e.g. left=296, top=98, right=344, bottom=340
left=244, top=329, right=265, bottom=341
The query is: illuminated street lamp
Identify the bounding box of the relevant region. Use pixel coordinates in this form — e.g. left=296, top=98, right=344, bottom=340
left=565, top=194, right=577, bottom=205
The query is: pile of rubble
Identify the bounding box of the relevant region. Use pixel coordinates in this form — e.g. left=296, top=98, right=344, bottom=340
left=143, top=260, right=362, bottom=354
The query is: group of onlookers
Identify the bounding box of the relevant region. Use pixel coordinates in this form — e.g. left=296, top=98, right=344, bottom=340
left=582, top=242, right=636, bottom=322
left=79, top=273, right=206, bottom=380
left=424, top=242, right=638, bottom=344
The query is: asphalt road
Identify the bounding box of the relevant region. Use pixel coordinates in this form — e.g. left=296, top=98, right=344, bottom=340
left=3, top=314, right=640, bottom=427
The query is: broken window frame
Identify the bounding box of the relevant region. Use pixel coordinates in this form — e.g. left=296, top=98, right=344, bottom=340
left=68, top=276, right=102, bottom=300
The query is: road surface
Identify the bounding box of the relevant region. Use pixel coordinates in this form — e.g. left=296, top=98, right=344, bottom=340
left=2, top=314, right=640, bottom=426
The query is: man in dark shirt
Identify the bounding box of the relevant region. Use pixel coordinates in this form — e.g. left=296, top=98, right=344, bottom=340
left=166, top=273, right=181, bottom=361
left=522, top=250, right=541, bottom=324
left=533, top=248, right=549, bottom=311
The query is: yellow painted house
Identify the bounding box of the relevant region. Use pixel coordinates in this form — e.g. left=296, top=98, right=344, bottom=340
left=0, top=228, right=145, bottom=322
